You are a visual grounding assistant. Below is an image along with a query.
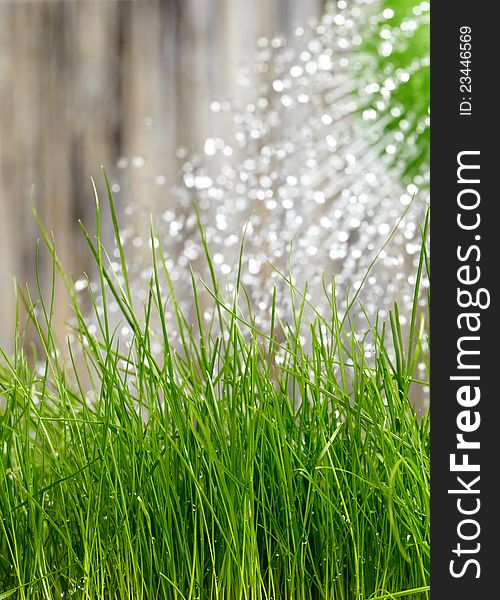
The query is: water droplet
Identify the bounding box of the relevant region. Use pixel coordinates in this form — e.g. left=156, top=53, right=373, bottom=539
left=132, top=155, right=145, bottom=168
left=75, top=279, right=88, bottom=292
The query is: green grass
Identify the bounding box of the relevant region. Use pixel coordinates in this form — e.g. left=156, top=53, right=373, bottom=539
left=363, top=0, right=430, bottom=180
left=0, top=177, right=429, bottom=599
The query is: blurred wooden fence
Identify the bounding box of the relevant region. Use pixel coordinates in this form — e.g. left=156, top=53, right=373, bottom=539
left=0, top=0, right=325, bottom=351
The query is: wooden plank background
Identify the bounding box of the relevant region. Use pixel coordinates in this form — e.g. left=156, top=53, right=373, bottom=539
left=0, top=0, right=325, bottom=351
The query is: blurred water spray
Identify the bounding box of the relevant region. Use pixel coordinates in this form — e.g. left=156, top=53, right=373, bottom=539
left=75, top=0, right=429, bottom=402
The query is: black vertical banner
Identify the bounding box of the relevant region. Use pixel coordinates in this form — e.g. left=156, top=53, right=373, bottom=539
left=432, top=3, right=498, bottom=598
